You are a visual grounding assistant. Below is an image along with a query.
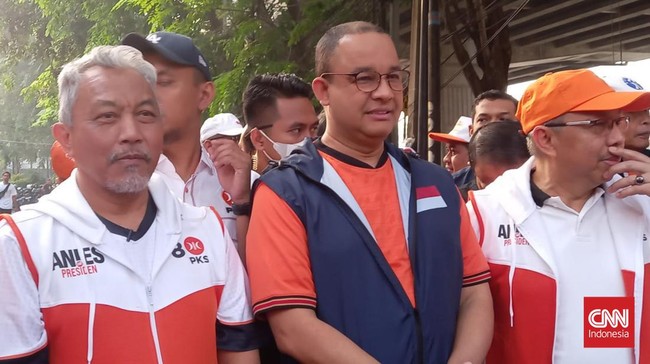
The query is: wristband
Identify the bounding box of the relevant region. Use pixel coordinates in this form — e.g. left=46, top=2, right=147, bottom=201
left=231, top=202, right=251, bottom=216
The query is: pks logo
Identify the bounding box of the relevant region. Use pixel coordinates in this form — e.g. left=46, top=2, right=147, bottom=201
left=222, top=191, right=234, bottom=206
left=171, top=236, right=210, bottom=264
left=184, top=236, right=205, bottom=255
left=52, top=247, right=105, bottom=278
left=223, top=191, right=234, bottom=213
left=584, top=297, right=634, bottom=348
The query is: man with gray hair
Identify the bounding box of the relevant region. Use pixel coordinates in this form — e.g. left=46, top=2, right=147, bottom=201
left=0, top=45, right=259, bottom=363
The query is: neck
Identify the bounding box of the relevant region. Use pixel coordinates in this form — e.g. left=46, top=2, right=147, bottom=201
left=163, top=135, right=202, bottom=182
left=75, top=173, right=150, bottom=231
left=321, top=131, right=385, bottom=167
left=532, top=159, right=597, bottom=212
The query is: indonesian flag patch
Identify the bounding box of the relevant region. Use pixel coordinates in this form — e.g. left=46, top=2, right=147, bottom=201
left=416, top=185, right=447, bottom=212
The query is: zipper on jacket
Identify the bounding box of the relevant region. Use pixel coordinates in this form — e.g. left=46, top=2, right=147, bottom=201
left=146, top=285, right=164, bottom=363
left=414, top=308, right=424, bottom=364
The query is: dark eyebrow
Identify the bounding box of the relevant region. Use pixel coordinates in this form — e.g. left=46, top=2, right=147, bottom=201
left=287, top=121, right=318, bottom=129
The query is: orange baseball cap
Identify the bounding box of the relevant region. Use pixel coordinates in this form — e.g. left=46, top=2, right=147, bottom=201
left=517, top=69, right=650, bottom=134
left=51, top=141, right=75, bottom=181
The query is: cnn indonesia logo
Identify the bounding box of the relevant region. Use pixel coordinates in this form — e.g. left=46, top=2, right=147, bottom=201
left=584, top=297, right=634, bottom=348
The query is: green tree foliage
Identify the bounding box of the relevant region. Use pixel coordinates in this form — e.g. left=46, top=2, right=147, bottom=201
left=116, top=0, right=394, bottom=115
left=0, top=0, right=399, bottom=172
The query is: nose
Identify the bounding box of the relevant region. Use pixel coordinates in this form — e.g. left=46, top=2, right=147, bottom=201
left=641, top=111, right=650, bottom=125
left=607, top=123, right=626, bottom=148
left=119, top=114, right=144, bottom=144
left=371, top=76, right=395, bottom=101
left=443, top=151, right=452, bottom=166
left=300, top=128, right=314, bottom=140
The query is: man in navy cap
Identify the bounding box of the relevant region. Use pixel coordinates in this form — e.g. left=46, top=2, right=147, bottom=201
left=122, top=32, right=254, bottom=260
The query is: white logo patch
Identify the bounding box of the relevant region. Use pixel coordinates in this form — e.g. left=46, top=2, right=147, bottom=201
left=198, top=55, right=207, bottom=67
left=146, top=34, right=161, bottom=44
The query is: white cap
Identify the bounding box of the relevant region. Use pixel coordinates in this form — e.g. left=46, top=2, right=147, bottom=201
left=599, top=74, right=646, bottom=92
left=200, top=113, right=245, bottom=142
left=428, top=116, right=472, bottom=144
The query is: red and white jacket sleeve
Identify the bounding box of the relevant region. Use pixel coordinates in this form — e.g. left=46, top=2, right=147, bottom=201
left=0, top=223, right=47, bottom=360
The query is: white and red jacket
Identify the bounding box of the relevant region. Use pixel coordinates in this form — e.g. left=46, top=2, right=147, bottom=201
left=0, top=172, right=254, bottom=363
left=467, top=157, right=650, bottom=364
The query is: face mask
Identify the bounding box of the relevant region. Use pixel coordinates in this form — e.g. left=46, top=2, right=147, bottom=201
left=258, top=130, right=302, bottom=161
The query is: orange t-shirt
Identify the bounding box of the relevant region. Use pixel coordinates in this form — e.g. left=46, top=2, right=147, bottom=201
left=246, top=148, right=489, bottom=315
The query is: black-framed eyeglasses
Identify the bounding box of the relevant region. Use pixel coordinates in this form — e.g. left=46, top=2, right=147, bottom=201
left=544, top=116, right=630, bottom=132
left=320, top=69, right=410, bottom=92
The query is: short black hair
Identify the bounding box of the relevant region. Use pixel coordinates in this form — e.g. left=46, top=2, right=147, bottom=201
left=472, top=90, right=518, bottom=117
left=469, top=120, right=529, bottom=167
left=315, top=21, right=385, bottom=75
left=2, top=171, right=10, bottom=177
left=242, top=73, right=313, bottom=127
left=242, top=73, right=313, bottom=151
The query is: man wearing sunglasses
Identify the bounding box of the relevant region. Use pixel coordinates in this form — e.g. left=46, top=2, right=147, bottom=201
left=467, top=69, right=650, bottom=363
left=246, top=21, right=493, bottom=363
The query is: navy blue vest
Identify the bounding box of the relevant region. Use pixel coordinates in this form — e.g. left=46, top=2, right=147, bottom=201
left=258, top=142, right=463, bottom=363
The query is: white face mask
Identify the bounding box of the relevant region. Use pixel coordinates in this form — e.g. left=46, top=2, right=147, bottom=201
left=259, top=130, right=302, bottom=161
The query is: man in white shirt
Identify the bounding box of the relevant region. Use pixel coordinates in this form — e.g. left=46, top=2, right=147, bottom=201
left=467, top=69, right=650, bottom=364
left=122, top=32, right=254, bottom=259
left=0, top=45, right=258, bottom=363
left=0, top=171, right=19, bottom=214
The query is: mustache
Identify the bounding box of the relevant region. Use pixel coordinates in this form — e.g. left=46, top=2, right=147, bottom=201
left=108, top=150, right=152, bottom=164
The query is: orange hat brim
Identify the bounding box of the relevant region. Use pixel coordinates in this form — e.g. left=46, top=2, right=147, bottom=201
left=428, top=132, right=468, bottom=144
left=573, top=91, right=650, bottom=113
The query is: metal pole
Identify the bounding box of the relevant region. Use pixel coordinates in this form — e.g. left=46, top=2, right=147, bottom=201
left=429, top=0, right=441, bottom=164
left=416, top=0, right=429, bottom=159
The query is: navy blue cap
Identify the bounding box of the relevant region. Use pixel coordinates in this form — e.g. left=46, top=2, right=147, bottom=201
left=121, top=31, right=212, bottom=81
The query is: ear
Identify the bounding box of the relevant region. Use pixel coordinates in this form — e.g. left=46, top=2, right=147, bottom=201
left=468, top=123, right=475, bottom=136
left=52, top=122, right=73, bottom=158
left=249, top=128, right=266, bottom=151
left=530, top=126, right=558, bottom=158
left=312, top=77, right=330, bottom=106
left=198, top=81, right=215, bottom=112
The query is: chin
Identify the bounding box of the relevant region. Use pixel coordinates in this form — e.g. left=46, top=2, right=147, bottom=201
left=105, top=174, right=151, bottom=194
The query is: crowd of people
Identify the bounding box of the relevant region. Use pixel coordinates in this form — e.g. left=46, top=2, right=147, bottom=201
left=0, top=20, right=649, bottom=364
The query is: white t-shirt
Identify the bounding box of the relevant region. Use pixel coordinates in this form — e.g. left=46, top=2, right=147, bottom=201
left=541, top=190, right=633, bottom=364
left=0, top=182, right=17, bottom=210
left=154, top=150, right=259, bottom=248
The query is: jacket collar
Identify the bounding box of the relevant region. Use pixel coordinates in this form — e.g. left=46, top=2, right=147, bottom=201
left=277, top=138, right=411, bottom=182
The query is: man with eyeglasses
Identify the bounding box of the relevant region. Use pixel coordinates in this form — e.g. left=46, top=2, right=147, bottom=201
left=246, top=21, right=493, bottom=363
left=466, top=69, right=650, bottom=363
left=599, top=75, right=650, bottom=157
